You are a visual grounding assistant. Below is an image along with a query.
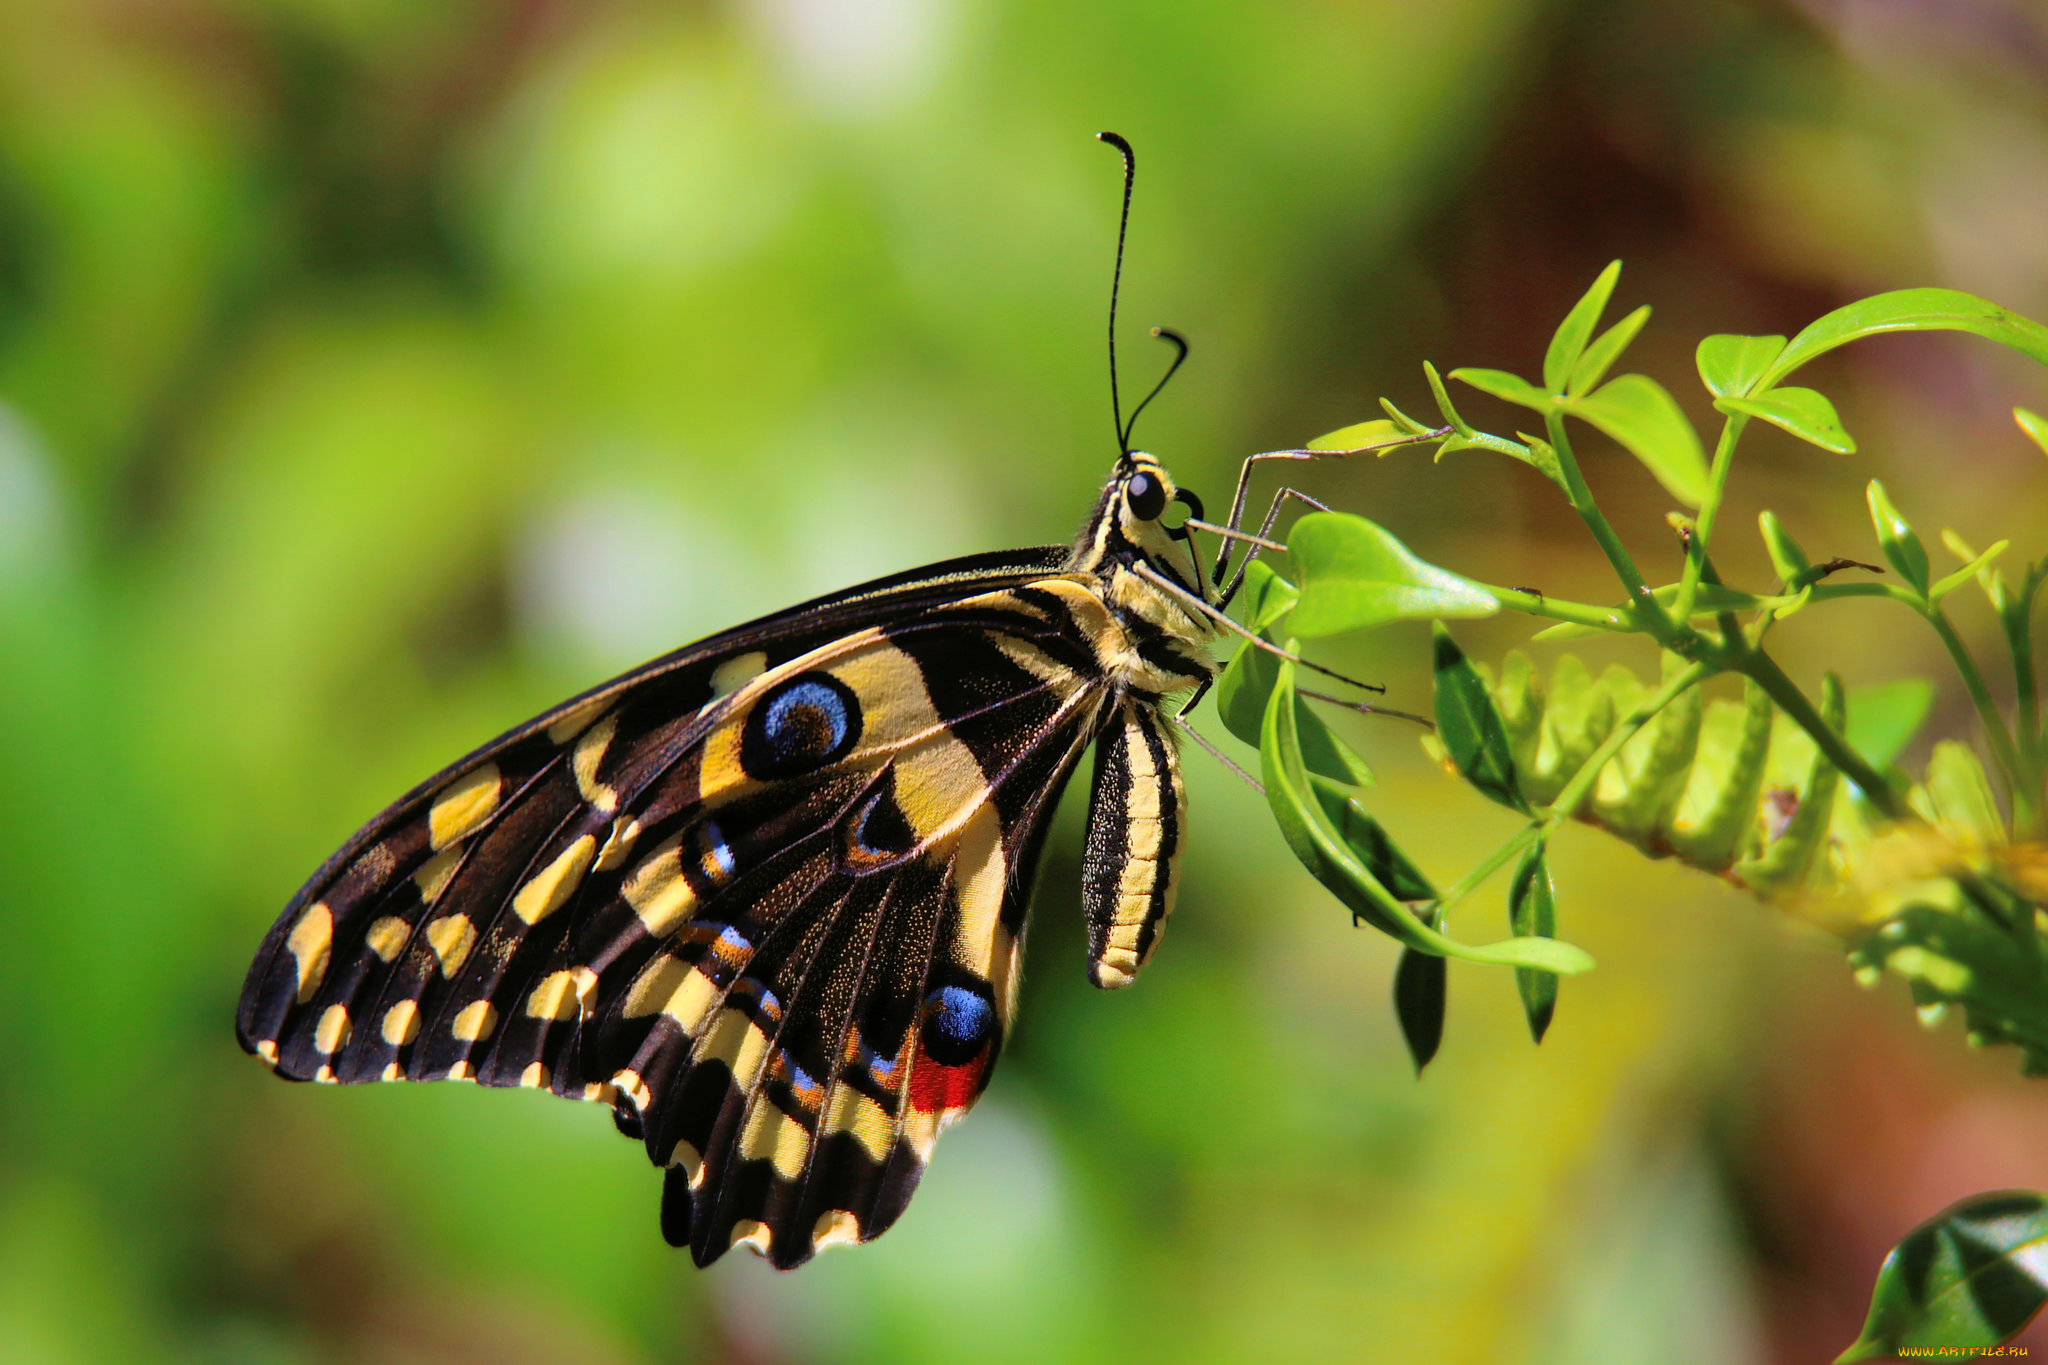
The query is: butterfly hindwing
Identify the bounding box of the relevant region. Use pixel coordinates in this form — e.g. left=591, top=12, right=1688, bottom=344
left=236, top=549, right=1125, bottom=1268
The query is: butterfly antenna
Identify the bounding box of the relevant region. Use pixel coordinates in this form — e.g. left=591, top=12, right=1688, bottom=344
left=1121, top=325, right=1188, bottom=450
left=1097, top=130, right=1135, bottom=456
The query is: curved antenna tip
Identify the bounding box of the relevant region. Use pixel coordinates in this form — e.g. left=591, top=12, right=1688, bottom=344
left=1096, top=130, right=1133, bottom=154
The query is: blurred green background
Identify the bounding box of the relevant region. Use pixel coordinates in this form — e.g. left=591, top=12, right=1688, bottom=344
left=3, top=1, right=2048, bottom=1361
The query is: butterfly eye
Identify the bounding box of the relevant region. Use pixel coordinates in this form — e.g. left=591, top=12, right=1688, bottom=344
left=1124, top=470, right=1167, bottom=521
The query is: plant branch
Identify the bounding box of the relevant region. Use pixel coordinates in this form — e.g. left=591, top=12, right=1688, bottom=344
left=1672, top=412, right=1750, bottom=623
left=1543, top=410, right=1668, bottom=638
left=1925, top=608, right=2032, bottom=827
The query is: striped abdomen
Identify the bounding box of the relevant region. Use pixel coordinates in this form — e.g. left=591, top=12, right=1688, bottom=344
left=1080, top=698, right=1185, bottom=989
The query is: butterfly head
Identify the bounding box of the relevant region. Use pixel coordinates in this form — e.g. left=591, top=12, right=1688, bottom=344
left=1068, top=450, right=1210, bottom=605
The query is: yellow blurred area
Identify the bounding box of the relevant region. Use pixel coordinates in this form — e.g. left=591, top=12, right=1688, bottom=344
left=2, top=1, right=2047, bottom=1361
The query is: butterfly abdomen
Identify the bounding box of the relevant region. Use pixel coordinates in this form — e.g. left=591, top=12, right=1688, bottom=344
left=1080, top=699, right=1187, bottom=989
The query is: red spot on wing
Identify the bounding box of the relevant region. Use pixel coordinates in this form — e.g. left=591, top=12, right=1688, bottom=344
left=907, top=1045, right=987, bottom=1114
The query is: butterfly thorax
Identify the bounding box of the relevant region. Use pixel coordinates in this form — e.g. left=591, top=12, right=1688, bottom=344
left=1061, top=452, right=1217, bottom=698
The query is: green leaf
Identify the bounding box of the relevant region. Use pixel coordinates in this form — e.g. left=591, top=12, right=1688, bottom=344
left=1931, top=540, right=2010, bottom=603
left=1432, top=623, right=1529, bottom=815
left=1761, top=289, right=2048, bottom=393
left=1423, top=361, right=1473, bottom=435
left=1567, top=374, right=1709, bottom=506
left=1666, top=681, right=1775, bottom=870
left=1845, top=678, right=1935, bottom=772
left=1545, top=260, right=1621, bottom=392
left=1758, top=510, right=1812, bottom=583
left=1260, top=654, right=1595, bottom=973
left=1313, top=775, right=1434, bottom=899
left=1379, top=397, right=1435, bottom=436
left=1287, top=512, right=1499, bottom=637
left=1715, top=386, right=1856, bottom=455
left=1214, top=639, right=1376, bottom=787
left=1508, top=844, right=1558, bottom=1043
left=2018, top=407, right=2048, bottom=458
left=1307, top=419, right=1403, bottom=452
left=1449, top=367, right=1552, bottom=413
left=1735, top=673, right=1846, bottom=893
left=1837, top=1190, right=2048, bottom=1362
left=1239, top=557, right=1299, bottom=632
left=1393, top=945, right=1447, bottom=1073
left=1925, top=741, right=2003, bottom=843
left=1696, top=333, right=1788, bottom=399
left=1867, top=480, right=1931, bottom=597
left=1567, top=304, right=1651, bottom=397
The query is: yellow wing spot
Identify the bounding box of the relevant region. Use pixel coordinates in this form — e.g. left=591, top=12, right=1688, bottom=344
left=666, top=969, right=721, bottom=1033
left=428, top=764, right=502, bottom=850
left=380, top=1062, right=402, bottom=1082
left=447, top=1061, right=476, bottom=1082
left=823, top=1084, right=895, bottom=1163
left=363, top=915, right=409, bottom=963
left=546, top=694, right=610, bottom=745
left=313, top=1004, right=350, bottom=1054
left=286, top=903, right=334, bottom=1004
left=948, top=805, right=1009, bottom=979
left=623, top=954, right=734, bottom=1033
left=525, top=967, right=598, bottom=1021
left=513, top=835, right=597, bottom=926
left=739, top=1103, right=811, bottom=1180
left=581, top=1082, right=618, bottom=1104
left=254, top=1039, right=279, bottom=1068
left=811, top=1209, right=862, bottom=1252
left=380, top=999, right=421, bottom=1046
left=594, top=816, right=642, bottom=872
left=572, top=711, right=620, bottom=814
left=314, top=1064, right=337, bottom=1084
left=622, top=833, right=697, bottom=938
left=729, top=1220, right=773, bottom=1256
left=412, top=847, right=462, bottom=903
left=450, top=999, right=498, bottom=1042
left=518, top=1061, right=550, bottom=1089
left=622, top=954, right=686, bottom=1019
left=698, top=1011, right=772, bottom=1091
left=669, top=1139, right=705, bottom=1186
left=611, top=1069, right=652, bottom=1112
left=423, top=915, right=477, bottom=977
left=709, top=651, right=768, bottom=699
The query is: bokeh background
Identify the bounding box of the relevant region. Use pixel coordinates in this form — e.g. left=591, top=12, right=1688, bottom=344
left=3, top=0, right=2048, bottom=1361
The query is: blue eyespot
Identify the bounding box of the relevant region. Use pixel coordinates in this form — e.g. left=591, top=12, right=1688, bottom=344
left=920, top=985, right=994, bottom=1066
left=740, top=673, right=862, bottom=779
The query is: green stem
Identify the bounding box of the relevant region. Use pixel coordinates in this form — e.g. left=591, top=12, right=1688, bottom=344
left=1478, top=584, right=1632, bottom=631
left=1735, top=650, right=1905, bottom=820
left=1742, top=647, right=2032, bottom=939
left=1925, top=609, right=2033, bottom=829
left=1544, top=410, right=1668, bottom=639
left=1672, top=413, right=1749, bottom=623
left=1429, top=822, right=1544, bottom=925
left=1546, top=658, right=1716, bottom=821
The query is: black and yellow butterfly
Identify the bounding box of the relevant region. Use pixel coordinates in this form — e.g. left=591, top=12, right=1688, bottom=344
left=236, top=134, right=1327, bottom=1269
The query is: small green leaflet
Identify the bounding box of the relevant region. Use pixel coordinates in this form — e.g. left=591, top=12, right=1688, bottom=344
left=1837, top=1191, right=2048, bottom=1362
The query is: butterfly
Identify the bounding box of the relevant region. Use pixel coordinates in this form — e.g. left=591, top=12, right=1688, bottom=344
left=235, top=133, right=1347, bottom=1269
